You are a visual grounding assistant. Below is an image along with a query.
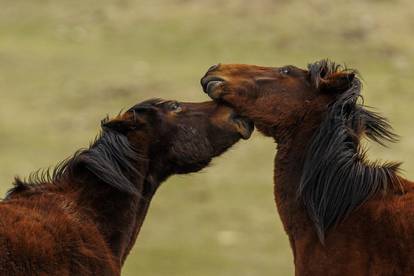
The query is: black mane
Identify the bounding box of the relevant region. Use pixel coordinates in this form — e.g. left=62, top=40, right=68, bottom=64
left=299, top=60, right=401, bottom=243
left=9, top=127, right=146, bottom=197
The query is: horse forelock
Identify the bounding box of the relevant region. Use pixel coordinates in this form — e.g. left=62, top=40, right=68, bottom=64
left=307, top=59, right=358, bottom=89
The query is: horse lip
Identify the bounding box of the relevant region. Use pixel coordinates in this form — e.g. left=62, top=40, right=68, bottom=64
left=233, top=116, right=254, bottom=139
left=201, top=76, right=225, bottom=94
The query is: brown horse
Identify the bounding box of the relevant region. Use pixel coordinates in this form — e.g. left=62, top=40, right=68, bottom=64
left=0, top=98, right=253, bottom=275
left=201, top=60, right=414, bottom=275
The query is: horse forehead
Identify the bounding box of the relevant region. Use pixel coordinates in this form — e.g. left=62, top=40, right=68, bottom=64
left=223, top=64, right=274, bottom=73
left=137, top=98, right=167, bottom=106
left=128, top=98, right=170, bottom=112
left=221, top=64, right=308, bottom=75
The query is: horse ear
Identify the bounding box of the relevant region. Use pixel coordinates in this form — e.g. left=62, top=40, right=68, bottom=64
left=102, top=105, right=158, bottom=133
left=101, top=111, right=145, bottom=133
left=102, top=117, right=136, bottom=133
left=319, top=72, right=355, bottom=93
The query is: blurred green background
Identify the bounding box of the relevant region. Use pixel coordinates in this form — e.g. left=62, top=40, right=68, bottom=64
left=1, top=0, right=414, bottom=275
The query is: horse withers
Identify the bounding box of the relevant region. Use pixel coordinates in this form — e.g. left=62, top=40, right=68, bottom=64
left=201, top=60, right=414, bottom=275
left=0, top=99, right=253, bottom=275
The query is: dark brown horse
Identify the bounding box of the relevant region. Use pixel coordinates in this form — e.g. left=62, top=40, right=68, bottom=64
left=0, top=98, right=253, bottom=275
left=201, top=60, right=414, bottom=275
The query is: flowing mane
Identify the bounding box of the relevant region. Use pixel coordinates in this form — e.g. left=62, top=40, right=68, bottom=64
left=9, top=127, right=147, bottom=197
left=298, top=60, right=402, bottom=242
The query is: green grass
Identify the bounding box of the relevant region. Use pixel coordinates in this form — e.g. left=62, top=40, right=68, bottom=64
left=1, top=0, right=414, bottom=275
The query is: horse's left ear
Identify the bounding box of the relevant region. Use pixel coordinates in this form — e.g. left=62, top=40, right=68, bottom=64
left=102, top=105, right=158, bottom=133
left=101, top=112, right=144, bottom=133
left=319, top=72, right=355, bottom=93
left=101, top=112, right=137, bottom=133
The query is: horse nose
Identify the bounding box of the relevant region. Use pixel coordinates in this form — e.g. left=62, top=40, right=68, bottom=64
left=201, top=76, right=225, bottom=94
left=207, top=63, right=220, bottom=73
left=201, top=64, right=224, bottom=94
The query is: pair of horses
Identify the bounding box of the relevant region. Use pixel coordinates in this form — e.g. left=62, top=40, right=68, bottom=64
left=1, top=60, right=413, bottom=275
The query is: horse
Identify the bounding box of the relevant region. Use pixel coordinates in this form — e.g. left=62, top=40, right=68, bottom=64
left=0, top=98, right=253, bottom=275
left=201, top=60, right=414, bottom=275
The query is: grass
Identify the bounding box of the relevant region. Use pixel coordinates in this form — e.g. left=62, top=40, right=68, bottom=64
left=1, top=0, right=414, bottom=275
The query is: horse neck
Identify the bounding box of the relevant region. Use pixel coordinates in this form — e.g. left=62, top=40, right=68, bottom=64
left=118, top=175, right=159, bottom=264
left=70, top=168, right=159, bottom=264
left=273, top=127, right=316, bottom=239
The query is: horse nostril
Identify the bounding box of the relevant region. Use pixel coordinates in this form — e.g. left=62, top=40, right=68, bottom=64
left=207, top=63, right=220, bottom=73
left=201, top=76, right=225, bottom=94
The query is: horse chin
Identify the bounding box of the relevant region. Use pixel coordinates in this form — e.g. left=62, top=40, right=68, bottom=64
left=174, top=159, right=211, bottom=174
left=254, top=123, right=275, bottom=137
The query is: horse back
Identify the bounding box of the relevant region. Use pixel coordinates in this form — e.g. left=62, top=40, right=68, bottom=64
left=295, top=179, right=414, bottom=276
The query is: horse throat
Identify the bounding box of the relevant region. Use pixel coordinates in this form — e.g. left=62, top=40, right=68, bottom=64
left=70, top=164, right=162, bottom=265
left=273, top=131, right=315, bottom=241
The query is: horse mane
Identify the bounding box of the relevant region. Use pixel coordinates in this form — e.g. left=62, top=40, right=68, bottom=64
left=298, top=60, right=401, bottom=243
left=9, top=122, right=146, bottom=197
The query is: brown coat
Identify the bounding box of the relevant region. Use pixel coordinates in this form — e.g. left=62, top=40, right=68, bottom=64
left=202, top=60, right=414, bottom=275
left=0, top=99, right=252, bottom=275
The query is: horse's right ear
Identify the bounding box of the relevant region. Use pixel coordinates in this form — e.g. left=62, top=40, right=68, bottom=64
left=318, top=72, right=355, bottom=93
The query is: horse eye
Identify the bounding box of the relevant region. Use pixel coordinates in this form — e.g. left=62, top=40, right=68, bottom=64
left=167, top=102, right=182, bottom=112
left=280, top=67, right=290, bottom=75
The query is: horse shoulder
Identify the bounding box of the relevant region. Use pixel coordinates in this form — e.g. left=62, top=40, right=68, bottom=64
left=0, top=195, right=119, bottom=275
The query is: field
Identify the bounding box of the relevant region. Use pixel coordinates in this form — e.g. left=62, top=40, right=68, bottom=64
left=1, top=0, right=414, bottom=275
